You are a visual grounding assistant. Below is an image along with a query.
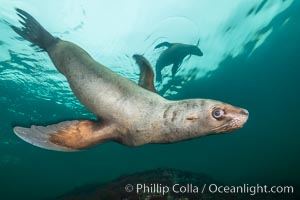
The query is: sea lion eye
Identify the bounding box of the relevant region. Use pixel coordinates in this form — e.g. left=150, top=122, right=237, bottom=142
left=212, top=109, right=224, bottom=119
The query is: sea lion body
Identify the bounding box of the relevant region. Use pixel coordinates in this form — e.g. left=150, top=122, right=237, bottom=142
left=11, top=9, right=248, bottom=151
left=48, top=41, right=164, bottom=125
left=47, top=41, right=171, bottom=146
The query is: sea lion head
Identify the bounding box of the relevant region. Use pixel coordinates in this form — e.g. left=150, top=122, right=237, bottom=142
left=183, top=99, right=249, bottom=136
left=189, top=45, right=203, bottom=56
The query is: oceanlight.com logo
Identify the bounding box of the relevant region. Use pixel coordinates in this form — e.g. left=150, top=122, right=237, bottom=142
left=124, top=183, right=294, bottom=196
left=207, top=184, right=294, bottom=196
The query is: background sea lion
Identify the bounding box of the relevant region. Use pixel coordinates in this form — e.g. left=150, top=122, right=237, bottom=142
left=11, top=9, right=248, bottom=152
left=155, top=41, right=203, bottom=82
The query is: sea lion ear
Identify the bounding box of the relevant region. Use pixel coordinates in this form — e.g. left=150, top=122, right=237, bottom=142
left=132, top=54, right=157, bottom=93
left=186, top=113, right=200, bottom=121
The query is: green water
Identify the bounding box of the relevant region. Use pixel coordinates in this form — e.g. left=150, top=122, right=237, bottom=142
left=0, top=1, right=299, bottom=199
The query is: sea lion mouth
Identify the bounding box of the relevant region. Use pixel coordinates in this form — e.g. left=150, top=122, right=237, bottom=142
left=212, top=119, right=244, bottom=133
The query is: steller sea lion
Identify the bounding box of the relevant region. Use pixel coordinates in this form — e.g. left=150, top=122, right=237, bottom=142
left=155, top=41, right=203, bottom=82
left=11, top=9, right=248, bottom=152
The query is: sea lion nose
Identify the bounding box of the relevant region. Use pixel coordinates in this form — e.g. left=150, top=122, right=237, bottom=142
left=240, top=108, right=249, bottom=116
left=239, top=109, right=249, bottom=124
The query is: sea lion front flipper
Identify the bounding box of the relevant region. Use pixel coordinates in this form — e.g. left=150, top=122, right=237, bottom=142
left=154, top=42, right=172, bottom=49
left=171, top=61, right=183, bottom=77
left=133, top=54, right=157, bottom=93
left=13, top=120, right=119, bottom=151
left=185, top=54, right=192, bottom=62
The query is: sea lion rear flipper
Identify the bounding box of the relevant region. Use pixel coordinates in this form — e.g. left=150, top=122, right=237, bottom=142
left=11, top=8, right=58, bottom=51
left=133, top=54, right=157, bottom=93
left=13, top=120, right=119, bottom=151
left=154, top=42, right=172, bottom=49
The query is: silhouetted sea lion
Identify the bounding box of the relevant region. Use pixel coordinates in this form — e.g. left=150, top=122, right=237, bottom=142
left=155, top=41, right=203, bottom=82
left=11, top=9, right=248, bottom=151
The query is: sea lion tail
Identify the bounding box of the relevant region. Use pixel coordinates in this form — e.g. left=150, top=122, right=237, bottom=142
left=133, top=54, right=157, bottom=93
left=11, top=8, right=58, bottom=51
left=13, top=120, right=119, bottom=152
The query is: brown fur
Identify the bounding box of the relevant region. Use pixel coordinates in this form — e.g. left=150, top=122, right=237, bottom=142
left=49, top=120, right=117, bottom=149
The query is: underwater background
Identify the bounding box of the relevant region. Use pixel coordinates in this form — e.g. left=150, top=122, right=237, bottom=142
left=0, top=0, right=299, bottom=199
